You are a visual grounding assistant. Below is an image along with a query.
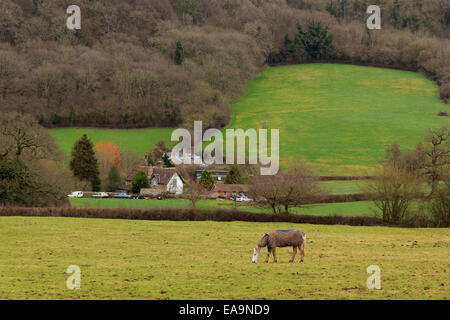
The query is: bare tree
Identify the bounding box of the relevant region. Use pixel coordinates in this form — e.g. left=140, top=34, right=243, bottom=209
left=0, top=50, right=24, bottom=100
left=177, top=166, right=207, bottom=209
left=0, top=112, right=59, bottom=161
left=364, top=166, right=422, bottom=224
left=383, top=126, right=449, bottom=198
left=279, top=166, right=325, bottom=213
left=248, top=173, right=285, bottom=213
left=120, top=150, right=144, bottom=177
left=420, top=126, right=449, bottom=197
left=249, top=164, right=324, bottom=214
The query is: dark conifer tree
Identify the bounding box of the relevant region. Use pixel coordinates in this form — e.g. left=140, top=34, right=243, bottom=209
left=70, top=134, right=101, bottom=191
left=174, top=41, right=184, bottom=65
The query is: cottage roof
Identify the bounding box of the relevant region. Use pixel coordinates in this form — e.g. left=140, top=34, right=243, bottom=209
left=151, top=167, right=178, bottom=185
left=126, top=166, right=153, bottom=182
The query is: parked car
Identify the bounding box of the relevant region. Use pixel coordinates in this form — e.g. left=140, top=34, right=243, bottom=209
left=92, top=192, right=109, bottom=198
left=236, top=195, right=252, bottom=202
left=114, top=193, right=131, bottom=199
left=67, top=191, right=83, bottom=198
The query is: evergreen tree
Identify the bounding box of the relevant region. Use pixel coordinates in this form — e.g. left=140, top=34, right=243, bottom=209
left=131, top=170, right=150, bottom=194
left=391, top=0, right=401, bottom=28
left=162, top=153, right=174, bottom=167
left=70, top=134, right=101, bottom=191
left=106, top=166, right=122, bottom=192
left=199, top=170, right=215, bottom=190
left=174, top=41, right=184, bottom=65
left=282, top=34, right=293, bottom=62
left=225, top=164, right=243, bottom=184
left=294, top=21, right=334, bottom=61
left=284, top=34, right=292, bottom=48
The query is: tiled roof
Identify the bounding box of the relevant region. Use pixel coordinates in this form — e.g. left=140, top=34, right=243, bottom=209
left=126, top=166, right=153, bottom=182
left=151, top=167, right=178, bottom=185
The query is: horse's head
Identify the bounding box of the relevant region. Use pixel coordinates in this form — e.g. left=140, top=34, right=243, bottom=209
left=252, top=247, right=261, bottom=263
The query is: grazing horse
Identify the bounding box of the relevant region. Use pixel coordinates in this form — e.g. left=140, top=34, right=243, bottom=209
left=252, top=228, right=306, bottom=263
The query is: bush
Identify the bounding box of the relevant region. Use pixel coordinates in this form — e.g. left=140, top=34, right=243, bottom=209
left=131, top=170, right=150, bottom=194
left=364, top=167, right=421, bottom=225
left=439, top=83, right=450, bottom=103
left=428, top=188, right=450, bottom=227
left=199, top=170, right=215, bottom=190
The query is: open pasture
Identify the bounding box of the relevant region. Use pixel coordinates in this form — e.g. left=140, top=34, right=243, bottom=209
left=0, top=217, right=448, bottom=299
left=228, top=64, right=449, bottom=174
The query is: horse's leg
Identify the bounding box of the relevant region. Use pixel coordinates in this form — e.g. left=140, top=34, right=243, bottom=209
left=289, top=246, right=297, bottom=263
left=272, top=248, right=277, bottom=263
left=299, top=243, right=305, bottom=262
left=264, top=248, right=272, bottom=263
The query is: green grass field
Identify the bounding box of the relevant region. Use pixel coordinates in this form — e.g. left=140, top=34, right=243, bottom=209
left=50, top=127, right=174, bottom=161
left=70, top=198, right=375, bottom=217
left=50, top=64, right=449, bottom=174
left=320, top=180, right=367, bottom=194
left=0, top=217, right=448, bottom=299
left=229, top=64, right=448, bottom=174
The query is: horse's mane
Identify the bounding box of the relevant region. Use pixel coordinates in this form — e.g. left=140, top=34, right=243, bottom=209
left=258, top=233, right=269, bottom=247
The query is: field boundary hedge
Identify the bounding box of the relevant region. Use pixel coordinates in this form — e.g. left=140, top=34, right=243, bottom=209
left=0, top=207, right=382, bottom=227
left=316, top=176, right=373, bottom=181
left=313, top=193, right=374, bottom=204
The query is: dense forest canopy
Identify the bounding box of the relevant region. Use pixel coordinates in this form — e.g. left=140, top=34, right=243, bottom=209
left=0, top=0, right=448, bottom=128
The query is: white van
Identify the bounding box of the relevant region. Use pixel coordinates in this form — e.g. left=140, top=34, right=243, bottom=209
left=68, top=191, right=83, bottom=198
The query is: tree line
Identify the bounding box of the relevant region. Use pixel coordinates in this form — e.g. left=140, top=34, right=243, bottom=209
left=0, top=0, right=448, bottom=129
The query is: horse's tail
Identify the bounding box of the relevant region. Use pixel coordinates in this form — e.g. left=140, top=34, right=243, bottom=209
left=300, top=232, right=306, bottom=259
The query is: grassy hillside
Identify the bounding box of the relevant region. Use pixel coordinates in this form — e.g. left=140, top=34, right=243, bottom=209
left=51, top=64, right=449, bottom=174
left=228, top=64, right=449, bottom=175
left=0, top=217, right=448, bottom=299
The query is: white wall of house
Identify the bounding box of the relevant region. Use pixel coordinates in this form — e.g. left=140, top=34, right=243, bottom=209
left=167, top=174, right=184, bottom=195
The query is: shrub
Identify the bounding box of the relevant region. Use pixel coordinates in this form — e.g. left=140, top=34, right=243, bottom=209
left=131, top=170, right=150, bottom=194
left=428, top=187, right=450, bottom=227
left=225, top=164, right=243, bottom=184
left=199, top=170, right=215, bottom=190
left=174, top=41, right=184, bottom=65
left=364, top=167, right=421, bottom=225
left=439, top=83, right=450, bottom=103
